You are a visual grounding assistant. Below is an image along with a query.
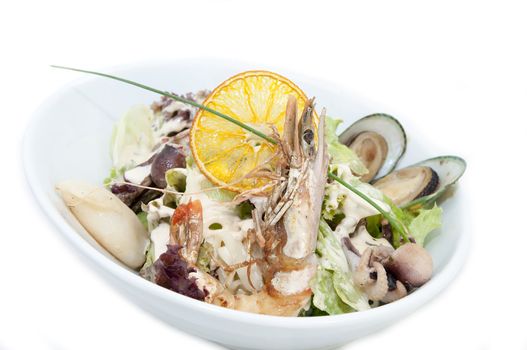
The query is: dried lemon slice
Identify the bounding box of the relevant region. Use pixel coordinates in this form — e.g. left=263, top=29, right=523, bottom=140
left=190, top=71, right=315, bottom=192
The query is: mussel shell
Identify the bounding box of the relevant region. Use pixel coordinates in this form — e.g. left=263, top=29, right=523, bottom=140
left=339, top=114, right=407, bottom=181
left=374, top=155, right=466, bottom=208
left=373, top=166, right=439, bottom=206
left=405, top=155, right=466, bottom=209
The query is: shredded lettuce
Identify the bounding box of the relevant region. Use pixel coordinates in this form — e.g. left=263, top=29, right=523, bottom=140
left=312, top=220, right=369, bottom=314
left=111, top=105, right=155, bottom=169
left=325, top=117, right=368, bottom=176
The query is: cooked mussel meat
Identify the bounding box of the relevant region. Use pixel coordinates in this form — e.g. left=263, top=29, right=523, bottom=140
left=349, top=131, right=388, bottom=182
left=373, top=156, right=466, bottom=207
left=373, top=166, right=439, bottom=206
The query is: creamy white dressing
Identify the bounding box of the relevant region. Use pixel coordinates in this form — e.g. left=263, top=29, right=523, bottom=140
left=124, top=164, right=152, bottom=184
left=164, top=101, right=189, bottom=115
left=114, top=140, right=153, bottom=169
left=140, top=158, right=260, bottom=292
left=150, top=222, right=170, bottom=260
left=189, top=270, right=222, bottom=302
left=182, top=167, right=251, bottom=241
left=334, top=191, right=379, bottom=239
left=145, top=197, right=175, bottom=224
left=154, top=117, right=190, bottom=140
left=283, top=201, right=312, bottom=259
left=349, top=225, right=392, bottom=254
left=327, top=164, right=390, bottom=240
left=151, top=99, right=197, bottom=141
left=272, top=265, right=315, bottom=295
left=133, top=93, right=398, bottom=301
left=282, top=169, right=314, bottom=260
left=181, top=166, right=261, bottom=293
left=143, top=195, right=176, bottom=259
left=112, top=105, right=156, bottom=169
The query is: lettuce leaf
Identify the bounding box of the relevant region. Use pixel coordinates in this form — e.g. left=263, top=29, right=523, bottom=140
left=389, top=198, right=442, bottom=246
left=332, top=270, right=368, bottom=311
left=111, top=105, right=155, bottom=169
left=312, top=220, right=369, bottom=314
left=317, top=219, right=349, bottom=272
left=312, top=267, right=352, bottom=315
left=163, top=168, right=187, bottom=208
left=409, top=205, right=443, bottom=246
left=366, top=201, right=443, bottom=247
left=325, top=117, right=368, bottom=176
left=165, top=168, right=187, bottom=192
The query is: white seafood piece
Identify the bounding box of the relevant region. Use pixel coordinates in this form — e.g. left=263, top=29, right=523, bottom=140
left=349, top=225, right=392, bottom=255
left=56, top=180, right=148, bottom=269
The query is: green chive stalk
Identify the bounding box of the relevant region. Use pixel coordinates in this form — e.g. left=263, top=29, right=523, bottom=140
left=51, top=65, right=410, bottom=241
left=50, top=66, right=274, bottom=144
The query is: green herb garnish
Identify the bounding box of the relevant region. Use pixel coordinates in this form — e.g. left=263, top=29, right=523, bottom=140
left=51, top=65, right=411, bottom=238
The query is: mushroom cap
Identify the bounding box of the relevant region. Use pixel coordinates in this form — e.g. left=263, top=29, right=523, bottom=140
left=386, top=243, right=433, bottom=287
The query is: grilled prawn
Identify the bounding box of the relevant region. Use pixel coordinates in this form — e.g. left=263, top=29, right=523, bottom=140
left=160, top=96, right=329, bottom=316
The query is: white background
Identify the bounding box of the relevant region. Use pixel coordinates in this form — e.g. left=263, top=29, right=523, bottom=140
left=1, top=0, right=526, bottom=349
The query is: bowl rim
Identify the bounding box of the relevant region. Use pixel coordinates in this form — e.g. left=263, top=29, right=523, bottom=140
left=22, top=58, right=470, bottom=328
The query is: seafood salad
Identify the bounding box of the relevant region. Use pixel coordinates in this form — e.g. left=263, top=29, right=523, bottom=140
left=56, top=70, right=465, bottom=316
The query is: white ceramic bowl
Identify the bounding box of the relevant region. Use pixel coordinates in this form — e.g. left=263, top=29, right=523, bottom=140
left=23, top=59, right=469, bottom=350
